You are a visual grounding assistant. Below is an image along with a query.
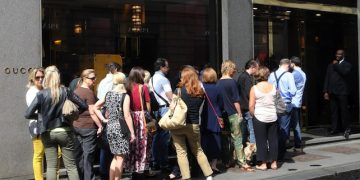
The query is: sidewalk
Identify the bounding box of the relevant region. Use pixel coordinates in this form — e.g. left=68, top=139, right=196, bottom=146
left=118, top=131, right=360, bottom=180
left=214, top=138, right=360, bottom=180
left=52, top=128, right=360, bottom=180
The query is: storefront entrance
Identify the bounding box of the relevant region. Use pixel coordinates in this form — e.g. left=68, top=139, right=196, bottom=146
left=253, top=2, right=359, bottom=129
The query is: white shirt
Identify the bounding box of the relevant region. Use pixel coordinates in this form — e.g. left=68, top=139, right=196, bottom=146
left=254, top=85, right=277, bottom=123
left=97, top=72, right=126, bottom=99
left=150, top=71, right=172, bottom=106
left=26, top=86, right=39, bottom=106
left=339, top=58, right=345, bottom=64
left=26, top=86, right=40, bottom=138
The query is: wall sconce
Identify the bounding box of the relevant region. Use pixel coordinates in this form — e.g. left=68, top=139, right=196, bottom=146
left=74, top=24, right=82, bottom=34
left=53, top=40, right=62, bottom=46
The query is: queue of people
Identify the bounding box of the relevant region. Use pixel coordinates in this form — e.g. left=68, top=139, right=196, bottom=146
left=24, top=55, right=310, bottom=180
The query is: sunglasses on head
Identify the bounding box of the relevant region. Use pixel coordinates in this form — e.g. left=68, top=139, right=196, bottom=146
left=35, top=76, right=44, bottom=80
left=86, top=77, right=96, bottom=81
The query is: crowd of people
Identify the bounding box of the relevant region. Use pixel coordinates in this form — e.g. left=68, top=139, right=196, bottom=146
left=24, top=54, right=311, bottom=180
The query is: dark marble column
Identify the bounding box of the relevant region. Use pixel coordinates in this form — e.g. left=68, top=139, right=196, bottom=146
left=222, top=0, right=254, bottom=71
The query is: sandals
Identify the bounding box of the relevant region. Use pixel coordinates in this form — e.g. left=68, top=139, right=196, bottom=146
left=271, top=164, right=278, bottom=170
left=255, top=165, right=267, bottom=171
left=240, top=166, right=255, bottom=172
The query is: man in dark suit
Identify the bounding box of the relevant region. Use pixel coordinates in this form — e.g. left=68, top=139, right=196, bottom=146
left=323, top=49, right=352, bottom=139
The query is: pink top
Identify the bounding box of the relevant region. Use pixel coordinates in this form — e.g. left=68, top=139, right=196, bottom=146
left=130, top=83, right=150, bottom=111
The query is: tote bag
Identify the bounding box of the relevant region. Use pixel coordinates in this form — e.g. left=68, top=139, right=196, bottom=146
left=158, top=89, right=187, bottom=130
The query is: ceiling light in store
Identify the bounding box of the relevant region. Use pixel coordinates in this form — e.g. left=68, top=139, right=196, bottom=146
left=286, top=10, right=291, bottom=13
left=300, top=20, right=305, bottom=23
left=316, top=13, right=321, bottom=17
left=253, top=7, right=258, bottom=10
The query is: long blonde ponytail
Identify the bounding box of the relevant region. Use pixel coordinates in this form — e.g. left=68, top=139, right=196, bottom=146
left=43, top=66, right=61, bottom=104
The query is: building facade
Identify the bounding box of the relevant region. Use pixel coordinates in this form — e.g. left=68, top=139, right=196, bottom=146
left=0, top=0, right=358, bottom=178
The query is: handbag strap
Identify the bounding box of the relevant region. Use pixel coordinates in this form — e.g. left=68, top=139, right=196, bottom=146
left=151, top=77, right=170, bottom=106
left=203, top=87, right=219, bottom=118
left=138, top=84, right=147, bottom=133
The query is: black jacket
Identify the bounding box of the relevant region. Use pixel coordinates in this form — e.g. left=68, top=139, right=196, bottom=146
left=25, top=87, right=88, bottom=134
left=237, top=71, right=255, bottom=111
left=323, top=60, right=352, bottom=95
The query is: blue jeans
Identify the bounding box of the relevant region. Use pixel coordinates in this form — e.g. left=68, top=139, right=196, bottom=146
left=290, top=107, right=302, bottom=148
left=278, top=103, right=293, bottom=160
left=152, top=106, right=171, bottom=167
left=242, top=111, right=256, bottom=144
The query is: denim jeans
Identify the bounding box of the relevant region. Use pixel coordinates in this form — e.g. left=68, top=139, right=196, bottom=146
left=290, top=107, right=302, bottom=148
left=278, top=103, right=293, bottom=160
left=242, top=111, right=256, bottom=144
left=152, top=106, right=171, bottom=167
left=42, top=128, right=79, bottom=180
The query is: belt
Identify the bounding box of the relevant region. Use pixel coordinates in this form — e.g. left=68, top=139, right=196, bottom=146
left=159, top=104, right=169, bottom=108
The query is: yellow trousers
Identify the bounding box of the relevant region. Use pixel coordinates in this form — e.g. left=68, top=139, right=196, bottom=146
left=32, top=137, right=62, bottom=180
left=32, top=137, right=44, bottom=180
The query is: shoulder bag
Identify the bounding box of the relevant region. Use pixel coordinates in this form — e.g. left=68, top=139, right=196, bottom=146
left=274, top=72, right=287, bottom=115
left=158, top=88, right=187, bottom=130
left=62, top=88, right=79, bottom=122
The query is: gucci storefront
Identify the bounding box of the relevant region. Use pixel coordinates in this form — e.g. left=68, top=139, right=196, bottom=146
left=0, top=0, right=359, bottom=178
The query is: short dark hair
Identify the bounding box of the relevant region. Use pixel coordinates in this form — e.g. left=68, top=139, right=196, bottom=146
left=154, top=58, right=168, bottom=71
left=107, top=62, right=122, bottom=73
left=244, top=59, right=259, bottom=70
left=279, top=58, right=291, bottom=66
left=290, top=56, right=302, bottom=66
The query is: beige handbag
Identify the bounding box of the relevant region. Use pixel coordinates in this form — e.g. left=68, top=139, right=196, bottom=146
left=158, top=89, right=188, bottom=130
left=62, top=99, right=79, bottom=121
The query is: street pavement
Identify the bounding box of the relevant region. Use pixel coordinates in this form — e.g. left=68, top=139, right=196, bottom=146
left=116, top=135, right=360, bottom=180
left=49, top=129, right=360, bottom=180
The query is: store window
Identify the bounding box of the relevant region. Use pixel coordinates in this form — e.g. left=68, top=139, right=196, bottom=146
left=42, top=0, right=220, bottom=86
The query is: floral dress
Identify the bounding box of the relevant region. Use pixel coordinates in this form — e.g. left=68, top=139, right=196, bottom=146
left=105, top=91, right=129, bottom=155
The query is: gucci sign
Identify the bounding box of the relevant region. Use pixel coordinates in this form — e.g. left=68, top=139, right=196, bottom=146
left=4, top=67, right=33, bottom=75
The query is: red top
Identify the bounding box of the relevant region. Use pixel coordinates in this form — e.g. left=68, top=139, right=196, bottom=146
left=130, top=83, right=150, bottom=111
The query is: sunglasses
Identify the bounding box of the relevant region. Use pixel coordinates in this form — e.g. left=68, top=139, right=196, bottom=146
left=35, top=76, right=44, bottom=81
left=86, top=77, right=96, bottom=81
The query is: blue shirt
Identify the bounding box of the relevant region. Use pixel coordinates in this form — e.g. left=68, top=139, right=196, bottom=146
left=201, top=83, right=223, bottom=133
left=291, top=67, right=306, bottom=108
left=268, top=68, right=297, bottom=103
left=217, top=78, right=240, bottom=116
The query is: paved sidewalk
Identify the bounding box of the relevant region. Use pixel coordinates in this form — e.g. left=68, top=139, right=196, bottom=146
left=213, top=139, right=360, bottom=180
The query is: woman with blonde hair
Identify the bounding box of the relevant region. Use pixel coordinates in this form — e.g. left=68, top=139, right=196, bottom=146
left=217, top=60, right=253, bottom=171
left=171, top=66, right=213, bottom=180
left=94, top=73, right=135, bottom=180
left=25, top=65, right=88, bottom=180
left=26, top=67, right=45, bottom=180
left=73, top=69, right=103, bottom=180
left=249, top=66, right=278, bottom=170
left=201, top=67, right=224, bottom=173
